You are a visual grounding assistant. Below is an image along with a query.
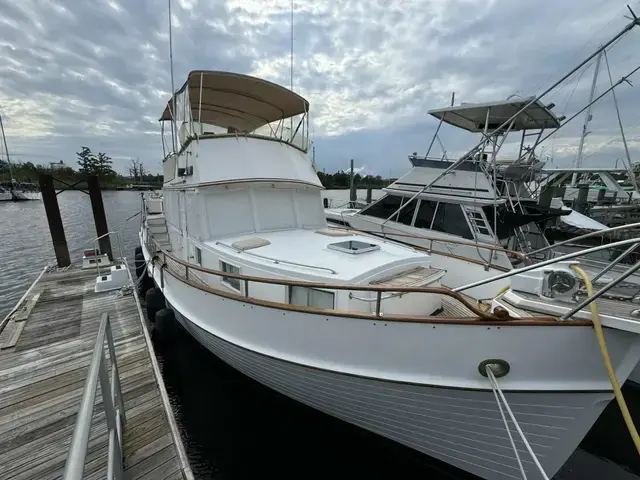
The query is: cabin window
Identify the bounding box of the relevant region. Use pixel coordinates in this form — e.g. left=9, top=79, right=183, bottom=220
left=195, top=247, right=202, bottom=266
left=360, top=195, right=402, bottom=220
left=220, top=261, right=241, bottom=292
left=289, top=286, right=335, bottom=309
left=397, top=197, right=418, bottom=226
left=431, top=203, right=474, bottom=239
left=413, top=200, right=439, bottom=228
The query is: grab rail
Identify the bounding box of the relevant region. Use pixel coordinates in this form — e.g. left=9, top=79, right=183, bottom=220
left=528, top=221, right=640, bottom=257
left=334, top=226, right=531, bottom=265
left=90, top=231, right=124, bottom=277
left=149, top=238, right=549, bottom=323
left=454, top=238, right=640, bottom=293
left=63, top=313, right=126, bottom=480
left=215, top=241, right=338, bottom=275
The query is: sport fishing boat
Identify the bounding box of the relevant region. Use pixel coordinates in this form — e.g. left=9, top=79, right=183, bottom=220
left=139, top=65, right=640, bottom=480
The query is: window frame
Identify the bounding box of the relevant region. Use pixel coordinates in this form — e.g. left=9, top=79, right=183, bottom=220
left=288, top=286, right=335, bottom=309
left=220, top=260, right=242, bottom=293
left=194, top=246, right=202, bottom=266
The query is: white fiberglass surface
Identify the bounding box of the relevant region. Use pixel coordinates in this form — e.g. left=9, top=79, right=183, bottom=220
left=205, top=229, right=430, bottom=282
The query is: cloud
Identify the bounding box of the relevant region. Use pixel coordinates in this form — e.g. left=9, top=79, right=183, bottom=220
left=0, top=0, right=639, bottom=177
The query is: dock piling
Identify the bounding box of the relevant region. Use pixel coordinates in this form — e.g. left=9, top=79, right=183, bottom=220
left=88, top=176, right=113, bottom=260
left=39, top=174, right=71, bottom=268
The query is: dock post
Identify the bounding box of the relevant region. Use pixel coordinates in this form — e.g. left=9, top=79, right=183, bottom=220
left=366, top=185, right=372, bottom=204
left=39, top=174, right=71, bottom=268
left=349, top=158, right=356, bottom=207
left=88, top=176, right=113, bottom=260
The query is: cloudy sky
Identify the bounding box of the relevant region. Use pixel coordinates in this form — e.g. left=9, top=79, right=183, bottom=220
left=1, top=0, right=640, bottom=177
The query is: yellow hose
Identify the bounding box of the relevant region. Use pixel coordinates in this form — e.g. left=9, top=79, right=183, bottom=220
left=571, top=265, right=640, bottom=455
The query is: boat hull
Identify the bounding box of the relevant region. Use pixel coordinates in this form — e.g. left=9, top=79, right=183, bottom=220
left=171, top=305, right=610, bottom=480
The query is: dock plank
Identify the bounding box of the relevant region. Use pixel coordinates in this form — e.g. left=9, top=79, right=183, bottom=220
left=0, top=263, right=192, bottom=480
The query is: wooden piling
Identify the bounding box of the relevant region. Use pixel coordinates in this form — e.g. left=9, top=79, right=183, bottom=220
left=39, top=174, right=70, bottom=268
left=349, top=159, right=356, bottom=207
left=87, top=176, right=113, bottom=260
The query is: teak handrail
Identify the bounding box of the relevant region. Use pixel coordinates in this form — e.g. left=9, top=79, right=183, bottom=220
left=149, top=239, right=565, bottom=325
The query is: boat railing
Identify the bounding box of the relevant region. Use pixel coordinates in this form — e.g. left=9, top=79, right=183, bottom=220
left=215, top=241, right=338, bottom=275
left=454, top=237, right=640, bottom=293
left=147, top=237, right=554, bottom=324
left=336, top=227, right=532, bottom=269
left=63, top=312, right=126, bottom=480
left=527, top=221, right=640, bottom=260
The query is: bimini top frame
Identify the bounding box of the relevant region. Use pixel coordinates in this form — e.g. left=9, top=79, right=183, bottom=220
left=160, top=70, right=311, bottom=154
left=428, top=97, right=562, bottom=133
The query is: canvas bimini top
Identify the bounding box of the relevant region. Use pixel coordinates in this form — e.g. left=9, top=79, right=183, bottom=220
left=159, top=70, right=309, bottom=132
left=428, top=97, right=562, bottom=133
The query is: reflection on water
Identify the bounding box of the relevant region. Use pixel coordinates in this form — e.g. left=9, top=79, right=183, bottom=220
left=1, top=191, right=639, bottom=479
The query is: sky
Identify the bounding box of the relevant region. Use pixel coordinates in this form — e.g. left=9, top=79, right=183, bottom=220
left=1, top=0, right=640, bottom=177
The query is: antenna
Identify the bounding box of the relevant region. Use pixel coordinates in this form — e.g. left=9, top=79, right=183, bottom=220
left=168, top=0, right=177, bottom=153
left=290, top=0, right=294, bottom=92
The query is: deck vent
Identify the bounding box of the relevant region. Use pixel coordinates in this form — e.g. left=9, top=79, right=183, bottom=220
left=327, top=240, right=380, bottom=255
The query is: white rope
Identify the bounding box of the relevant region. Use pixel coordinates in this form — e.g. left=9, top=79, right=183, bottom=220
left=486, top=368, right=527, bottom=479
left=486, top=367, right=550, bottom=480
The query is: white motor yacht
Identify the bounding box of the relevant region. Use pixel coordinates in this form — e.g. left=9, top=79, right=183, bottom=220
left=139, top=68, right=640, bottom=480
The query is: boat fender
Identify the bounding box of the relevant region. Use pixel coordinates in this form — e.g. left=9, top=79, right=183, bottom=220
left=135, top=253, right=146, bottom=278
left=146, top=288, right=166, bottom=323
left=155, top=308, right=176, bottom=340
left=134, top=246, right=143, bottom=257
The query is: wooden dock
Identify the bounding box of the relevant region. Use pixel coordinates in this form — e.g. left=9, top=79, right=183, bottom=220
left=0, top=262, right=193, bottom=479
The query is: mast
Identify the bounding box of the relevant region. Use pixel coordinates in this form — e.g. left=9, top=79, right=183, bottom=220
left=0, top=111, right=14, bottom=192
left=290, top=0, right=294, bottom=139
left=572, top=50, right=603, bottom=186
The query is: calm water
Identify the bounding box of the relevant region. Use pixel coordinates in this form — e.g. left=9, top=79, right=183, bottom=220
left=1, top=191, right=639, bottom=479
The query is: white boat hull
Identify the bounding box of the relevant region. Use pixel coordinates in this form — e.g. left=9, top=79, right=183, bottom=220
left=141, top=239, right=640, bottom=480
left=172, top=306, right=611, bottom=480
left=11, top=190, right=41, bottom=201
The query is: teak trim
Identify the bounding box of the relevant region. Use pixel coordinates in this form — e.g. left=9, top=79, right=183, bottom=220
left=150, top=240, right=589, bottom=327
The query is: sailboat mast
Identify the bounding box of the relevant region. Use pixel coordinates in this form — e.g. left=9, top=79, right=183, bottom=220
left=0, top=111, right=14, bottom=191
left=572, top=50, right=603, bottom=186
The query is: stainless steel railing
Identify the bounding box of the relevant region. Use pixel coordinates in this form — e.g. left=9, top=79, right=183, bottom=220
left=63, top=312, right=126, bottom=480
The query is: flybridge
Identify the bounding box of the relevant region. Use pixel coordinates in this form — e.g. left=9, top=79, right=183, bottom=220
left=159, top=70, right=311, bottom=156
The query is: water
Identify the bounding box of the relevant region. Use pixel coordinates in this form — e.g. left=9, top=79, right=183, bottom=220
left=1, top=191, right=640, bottom=479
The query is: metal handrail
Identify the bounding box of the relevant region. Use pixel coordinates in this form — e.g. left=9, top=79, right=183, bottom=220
left=215, top=240, right=338, bottom=275
left=91, top=231, right=124, bottom=277
left=63, top=313, right=126, bottom=480
left=528, top=221, right=640, bottom=257
left=335, top=227, right=531, bottom=265
left=454, top=238, right=640, bottom=293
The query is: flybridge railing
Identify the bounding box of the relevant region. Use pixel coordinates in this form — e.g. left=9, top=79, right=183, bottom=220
left=144, top=236, right=555, bottom=324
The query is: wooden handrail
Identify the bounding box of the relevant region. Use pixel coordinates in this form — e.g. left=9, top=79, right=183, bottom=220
left=150, top=239, right=560, bottom=324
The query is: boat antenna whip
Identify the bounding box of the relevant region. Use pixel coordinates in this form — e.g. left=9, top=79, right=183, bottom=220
left=168, top=0, right=177, bottom=154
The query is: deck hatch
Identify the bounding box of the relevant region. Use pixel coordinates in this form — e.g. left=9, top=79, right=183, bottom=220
left=327, top=240, right=380, bottom=255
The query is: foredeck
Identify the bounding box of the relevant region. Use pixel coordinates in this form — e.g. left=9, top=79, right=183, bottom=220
left=0, top=263, right=192, bottom=479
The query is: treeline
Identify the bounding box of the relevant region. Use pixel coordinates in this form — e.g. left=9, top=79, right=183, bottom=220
left=0, top=147, right=161, bottom=189
left=316, top=170, right=391, bottom=189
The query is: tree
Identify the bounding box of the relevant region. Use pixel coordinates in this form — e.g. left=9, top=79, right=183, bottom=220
left=77, top=146, right=97, bottom=174
left=128, top=157, right=141, bottom=181
left=95, top=152, right=115, bottom=179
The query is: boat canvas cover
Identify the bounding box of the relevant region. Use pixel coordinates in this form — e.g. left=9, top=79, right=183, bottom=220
left=428, top=97, right=561, bottom=132
left=159, top=71, right=309, bottom=132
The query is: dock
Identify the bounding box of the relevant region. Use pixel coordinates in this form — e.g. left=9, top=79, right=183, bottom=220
left=0, top=261, right=193, bottom=479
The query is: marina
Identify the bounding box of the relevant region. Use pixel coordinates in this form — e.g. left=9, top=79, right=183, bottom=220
left=2, top=1, right=640, bottom=479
